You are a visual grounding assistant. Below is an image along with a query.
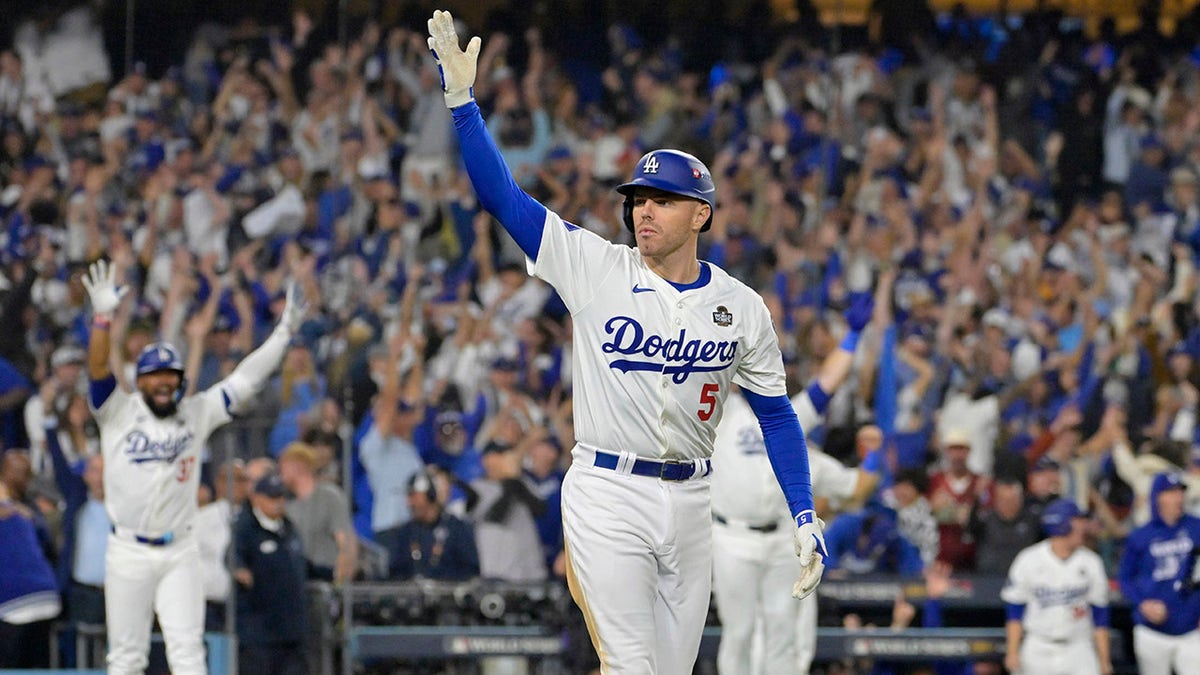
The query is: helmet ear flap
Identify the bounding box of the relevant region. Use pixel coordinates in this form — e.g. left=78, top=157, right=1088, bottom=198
left=175, top=377, right=188, bottom=403
left=623, top=197, right=635, bottom=233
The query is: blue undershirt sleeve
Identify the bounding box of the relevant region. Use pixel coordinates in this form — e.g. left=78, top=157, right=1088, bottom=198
left=805, top=381, right=832, bottom=414
left=1091, top=605, right=1109, bottom=627
left=742, top=389, right=815, bottom=516
left=1005, top=603, right=1025, bottom=621
left=89, top=375, right=117, bottom=410
left=451, top=102, right=549, bottom=261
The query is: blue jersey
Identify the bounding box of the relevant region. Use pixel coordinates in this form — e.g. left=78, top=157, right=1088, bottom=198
left=1118, top=482, right=1200, bottom=635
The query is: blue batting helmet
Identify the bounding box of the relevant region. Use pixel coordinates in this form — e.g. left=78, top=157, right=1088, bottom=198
left=136, top=342, right=185, bottom=377
left=616, top=150, right=716, bottom=233
left=1041, top=498, right=1086, bottom=537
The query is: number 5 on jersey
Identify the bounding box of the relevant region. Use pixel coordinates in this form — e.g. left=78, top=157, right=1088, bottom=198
left=698, top=383, right=719, bottom=421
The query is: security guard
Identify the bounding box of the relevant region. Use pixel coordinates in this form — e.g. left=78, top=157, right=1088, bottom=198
left=233, top=472, right=307, bottom=675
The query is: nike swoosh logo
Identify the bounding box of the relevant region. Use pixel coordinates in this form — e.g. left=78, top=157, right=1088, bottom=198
left=632, top=284, right=655, bottom=294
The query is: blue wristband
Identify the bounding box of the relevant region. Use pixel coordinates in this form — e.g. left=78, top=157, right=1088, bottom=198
left=839, top=330, right=861, bottom=352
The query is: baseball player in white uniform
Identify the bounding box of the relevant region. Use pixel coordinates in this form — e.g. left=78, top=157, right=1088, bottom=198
left=82, top=260, right=307, bottom=675
left=1001, top=498, right=1112, bottom=675
left=711, top=295, right=880, bottom=675
left=428, top=12, right=826, bottom=674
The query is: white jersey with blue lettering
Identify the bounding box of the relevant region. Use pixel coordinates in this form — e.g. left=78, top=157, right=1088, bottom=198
left=711, top=390, right=856, bottom=525
left=528, top=211, right=785, bottom=461
left=92, top=385, right=231, bottom=537
left=1001, top=540, right=1109, bottom=643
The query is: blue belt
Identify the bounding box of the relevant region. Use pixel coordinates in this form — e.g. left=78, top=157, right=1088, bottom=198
left=593, top=451, right=710, bottom=481
left=112, top=525, right=174, bottom=547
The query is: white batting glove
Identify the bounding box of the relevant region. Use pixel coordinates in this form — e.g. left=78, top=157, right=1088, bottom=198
left=80, top=259, right=128, bottom=317
left=793, top=509, right=827, bottom=599
left=279, top=282, right=308, bottom=335
left=427, top=10, right=482, bottom=109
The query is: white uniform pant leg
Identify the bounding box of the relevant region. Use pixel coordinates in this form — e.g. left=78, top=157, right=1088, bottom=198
left=1171, top=629, right=1200, bottom=673
left=1134, top=625, right=1200, bottom=675
left=712, top=523, right=797, bottom=675
left=712, top=525, right=761, bottom=675
left=1134, top=625, right=1174, bottom=675
left=755, top=531, right=799, bottom=675
left=154, top=538, right=207, bottom=674
left=562, top=463, right=712, bottom=675
left=1019, top=636, right=1100, bottom=675
left=104, top=535, right=159, bottom=675
left=795, top=589, right=817, bottom=674
left=652, top=479, right=713, bottom=675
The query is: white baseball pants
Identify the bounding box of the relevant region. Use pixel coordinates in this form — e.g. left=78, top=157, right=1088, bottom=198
left=1018, top=634, right=1100, bottom=675
left=562, top=454, right=713, bottom=675
left=105, top=533, right=206, bottom=675
left=1133, top=624, right=1200, bottom=675
left=711, top=521, right=799, bottom=675
left=795, top=588, right=817, bottom=674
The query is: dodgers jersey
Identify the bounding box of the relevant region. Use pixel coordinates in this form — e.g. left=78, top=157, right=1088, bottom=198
left=92, top=384, right=231, bottom=537
left=528, top=210, right=785, bottom=461
left=1001, top=541, right=1109, bottom=642
left=711, top=391, right=856, bottom=523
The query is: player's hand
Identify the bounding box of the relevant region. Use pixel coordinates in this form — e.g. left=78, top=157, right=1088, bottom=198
left=234, top=568, right=253, bottom=588
left=844, top=293, right=873, bottom=332
left=81, top=258, right=128, bottom=317
left=792, top=510, right=827, bottom=599
left=1140, top=599, right=1168, bottom=624
left=279, top=282, right=308, bottom=334
left=427, top=10, right=481, bottom=109
left=1004, top=651, right=1020, bottom=673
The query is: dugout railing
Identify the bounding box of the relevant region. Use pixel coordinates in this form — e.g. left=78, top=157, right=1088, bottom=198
left=47, top=574, right=1134, bottom=673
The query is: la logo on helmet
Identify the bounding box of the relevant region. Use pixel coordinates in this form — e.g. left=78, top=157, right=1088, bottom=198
left=643, top=155, right=659, bottom=174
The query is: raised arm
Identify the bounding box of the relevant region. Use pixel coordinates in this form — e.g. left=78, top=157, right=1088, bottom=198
left=812, top=293, right=873, bottom=399
left=216, top=283, right=308, bottom=414
left=427, top=11, right=549, bottom=261
left=82, top=260, right=129, bottom=407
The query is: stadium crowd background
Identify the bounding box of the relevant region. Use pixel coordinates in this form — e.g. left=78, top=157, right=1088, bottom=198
left=6, top=0, right=1200, bottom=670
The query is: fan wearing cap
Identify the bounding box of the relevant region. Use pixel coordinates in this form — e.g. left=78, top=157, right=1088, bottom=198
left=24, top=344, right=86, bottom=471
left=1001, top=498, right=1110, bottom=675
left=928, top=428, right=991, bottom=570
left=232, top=472, right=307, bottom=675
left=1118, top=472, right=1200, bottom=675
left=80, top=257, right=308, bottom=675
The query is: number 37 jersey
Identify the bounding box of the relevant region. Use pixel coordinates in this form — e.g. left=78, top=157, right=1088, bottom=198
left=529, top=210, right=787, bottom=461
left=92, top=385, right=232, bottom=537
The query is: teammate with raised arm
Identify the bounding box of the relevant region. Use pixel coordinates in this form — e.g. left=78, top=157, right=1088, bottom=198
left=82, top=259, right=307, bottom=675
left=428, top=12, right=825, bottom=674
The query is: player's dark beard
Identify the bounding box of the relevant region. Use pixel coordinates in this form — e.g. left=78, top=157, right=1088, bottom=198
left=143, top=394, right=179, bottom=418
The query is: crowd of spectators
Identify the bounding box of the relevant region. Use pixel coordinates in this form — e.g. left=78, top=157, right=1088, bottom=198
left=6, top=0, right=1200, bottom=669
